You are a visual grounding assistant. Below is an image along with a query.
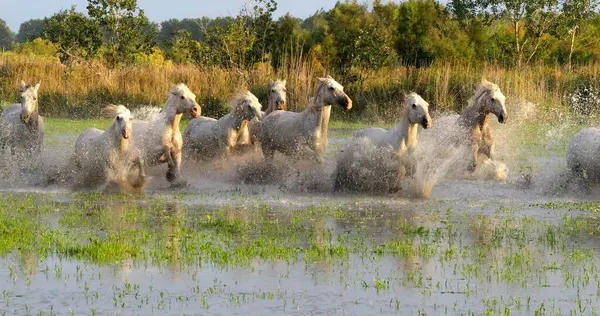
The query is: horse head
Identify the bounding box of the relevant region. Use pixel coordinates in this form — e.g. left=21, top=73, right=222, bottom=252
left=480, top=80, right=507, bottom=124
left=169, top=83, right=201, bottom=118
left=405, top=92, right=432, bottom=129
left=19, top=80, right=41, bottom=124
left=269, top=80, right=287, bottom=112
left=316, top=76, right=352, bottom=111
left=234, top=91, right=263, bottom=122
left=102, top=105, right=133, bottom=140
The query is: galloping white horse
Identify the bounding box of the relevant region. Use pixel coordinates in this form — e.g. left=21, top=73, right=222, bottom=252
left=260, top=76, right=352, bottom=162
left=334, top=93, right=432, bottom=192
left=432, top=79, right=507, bottom=172
left=71, top=105, right=146, bottom=191
left=183, top=91, right=263, bottom=160
left=0, top=80, right=44, bottom=157
left=131, top=83, right=201, bottom=186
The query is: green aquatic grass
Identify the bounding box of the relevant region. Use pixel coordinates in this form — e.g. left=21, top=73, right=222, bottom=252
left=1, top=194, right=600, bottom=314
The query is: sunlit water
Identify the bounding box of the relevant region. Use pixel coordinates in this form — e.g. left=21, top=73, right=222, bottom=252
left=1, top=116, right=600, bottom=315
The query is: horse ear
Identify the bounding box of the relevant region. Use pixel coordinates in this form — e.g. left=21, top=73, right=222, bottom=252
left=20, top=80, right=26, bottom=92
left=327, top=75, right=333, bottom=80
left=317, top=77, right=327, bottom=83
left=34, top=80, right=41, bottom=92
left=269, top=80, right=274, bottom=87
left=281, top=79, right=286, bottom=86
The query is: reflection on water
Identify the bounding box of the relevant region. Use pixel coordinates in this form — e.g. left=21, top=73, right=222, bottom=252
left=0, top=194, right=599, bottom=315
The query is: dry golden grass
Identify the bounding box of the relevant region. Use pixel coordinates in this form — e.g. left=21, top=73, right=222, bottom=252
left=1, top=53, right=598, bottom=120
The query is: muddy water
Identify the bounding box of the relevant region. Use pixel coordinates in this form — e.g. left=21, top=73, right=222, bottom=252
left=1, top=118, right=600, bottom=315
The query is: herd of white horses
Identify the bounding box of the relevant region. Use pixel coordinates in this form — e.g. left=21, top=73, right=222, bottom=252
left=1, top=76, right=599, bottom=195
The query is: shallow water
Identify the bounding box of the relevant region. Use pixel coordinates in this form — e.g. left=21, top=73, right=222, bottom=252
left=1, top=120, right=600, bottom=315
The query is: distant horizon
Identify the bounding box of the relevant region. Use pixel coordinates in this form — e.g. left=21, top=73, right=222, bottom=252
left=0, top=0, right=352, bottom=33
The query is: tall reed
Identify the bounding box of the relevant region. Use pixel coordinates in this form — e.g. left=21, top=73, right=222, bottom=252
left=1, top=53, right=596, bottom=120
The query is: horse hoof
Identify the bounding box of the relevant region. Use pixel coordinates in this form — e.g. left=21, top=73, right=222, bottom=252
left=170, top=180, right=188, bottom=188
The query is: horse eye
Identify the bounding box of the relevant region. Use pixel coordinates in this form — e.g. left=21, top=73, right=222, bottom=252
left=271, top=89, right=275, bottom=93
left=412, top=104, right=417, bottom=109
left=180, top=96, right=185, bottom=100
left=33, top=97, right=37, bottom=101
left=116, top=116, right=122, bottom=121
left=491, top=97, right=496, bottom=102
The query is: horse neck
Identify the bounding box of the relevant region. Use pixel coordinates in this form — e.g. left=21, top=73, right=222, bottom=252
left=460, top=103, right=487, bottom=128
left=22, top=105, right=40, bottom=129
left=161, top=96, right=183, bottom=131
left=219, top=113, right=245, bottom=134
left=109, top=123, right=128, bottom=152
left=265, top=95, right=275, bottom=115
left=388, top=109, right=417, bottom=150
left=303, top=93, right=331, bottom=137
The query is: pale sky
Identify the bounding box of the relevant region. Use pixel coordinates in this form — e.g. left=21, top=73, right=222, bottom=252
left=0, top=0, right=345, bottom=32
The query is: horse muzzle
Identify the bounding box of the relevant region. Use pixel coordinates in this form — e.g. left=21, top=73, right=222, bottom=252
left=276, top=100, right=286, bottom=111
left=498, top=113, right=507, bottom=124
left=122, top=128, right=131, bottom=139
left=339, top=95, right=352, bottom=111
left=422, top=117, right=432, bottom=129
left=191, top=105, right=201, bottom=118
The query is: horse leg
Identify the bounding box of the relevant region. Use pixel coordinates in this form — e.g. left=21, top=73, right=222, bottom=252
left=130, top=157, right=147, bottom=191
left=169, top=151, right=187, bottom=188
left=261, top=143, right=275, bottom=162
left=468, top=143, right=479, bottom=173
left=161, top=146, right=177, bottom=183
left=482, top=123, right=494, bottom=160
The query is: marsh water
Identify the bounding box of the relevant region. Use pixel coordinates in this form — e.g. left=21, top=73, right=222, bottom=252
left=2, top=118, right=600, bottom=316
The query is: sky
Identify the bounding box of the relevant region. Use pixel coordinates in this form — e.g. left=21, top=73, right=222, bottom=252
left=0, top=0, right=344, bottom=32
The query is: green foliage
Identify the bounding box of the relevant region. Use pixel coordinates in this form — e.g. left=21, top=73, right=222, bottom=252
left=13, top=38, right=60, bottom=60
left=9, top=0, right=600, bottom=72
left=16, top=19, right=45, bottom=43
left=0, top=19, right=14, bottom=51
left=87, top=0, right=157, bottom=68
left=43, top=8, right=103, bottom=64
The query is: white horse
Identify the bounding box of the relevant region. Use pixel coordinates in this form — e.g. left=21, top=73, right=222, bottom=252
left=183, top=91, right=263, bottom=160
left=429, top=79, right=507, bottom=172
left=235, top=80, right=288, bottom=152
left=567, top=128, right=600, bottom=182
left=0, top=80, right=44, bottom=157
left=260, top=76, right=352, bottom=162
left=334, top=93, right=432, bottom=192
left=70, top=105, right=146, bottom=191
left=354, top=92, right=431, bottom=154
left=131, top=83, right=201, bottom=186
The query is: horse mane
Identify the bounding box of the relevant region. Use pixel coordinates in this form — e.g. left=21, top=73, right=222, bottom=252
left=169, top=83, right=189, bottom=96
left=101, top=104, right=129, bottom=118
left=230, top=91, right=259, bottom=114
left=467, top=79, right=498, bottom=109
left=270, top=79, right=286, bottom=88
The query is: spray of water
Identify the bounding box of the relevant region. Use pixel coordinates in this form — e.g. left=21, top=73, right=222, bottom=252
left=131, top=106, right=162, bottom=122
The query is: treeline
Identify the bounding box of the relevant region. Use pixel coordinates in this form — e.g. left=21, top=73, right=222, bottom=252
left=0, top=0, right=599, bottom=73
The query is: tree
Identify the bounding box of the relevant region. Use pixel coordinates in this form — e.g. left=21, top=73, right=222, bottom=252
left=239, top=0, right=278, bottom=64
left=271, top=14, right=305, bottom=66
left=16, top=19, right=45, bottom=43
left=0, top=19, right=14, bottom=51
left=87, top=0, right=157, bottom=67
left=560, top=0, right=599, bottom=69
left=43, top=8, right=103, bottom=64
left=327, top=1, right=369, bottom=74
left=457, top=0, right=562, bottom=67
